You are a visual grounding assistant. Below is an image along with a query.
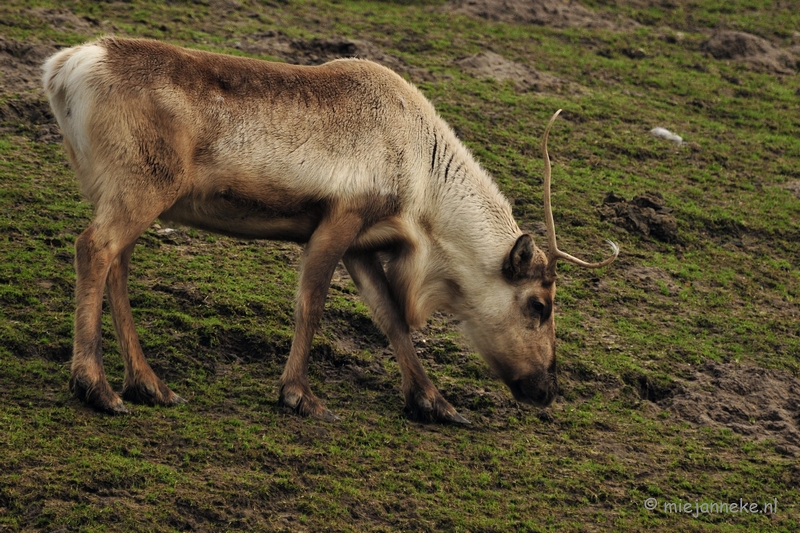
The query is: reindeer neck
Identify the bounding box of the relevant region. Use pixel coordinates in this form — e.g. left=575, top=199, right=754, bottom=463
left=424, top=121, right=519, bottom=266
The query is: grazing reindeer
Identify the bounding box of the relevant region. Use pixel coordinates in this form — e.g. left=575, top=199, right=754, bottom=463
left=43, top=38, right=617, bottom=423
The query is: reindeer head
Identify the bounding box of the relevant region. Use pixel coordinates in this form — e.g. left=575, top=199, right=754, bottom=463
left=463, top=110, right=618, bottom=407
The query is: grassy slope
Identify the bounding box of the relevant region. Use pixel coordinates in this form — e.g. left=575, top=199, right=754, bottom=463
left=1, top=0, right=798, bottom=531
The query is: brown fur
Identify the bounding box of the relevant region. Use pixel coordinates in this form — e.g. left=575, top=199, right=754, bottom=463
left=43, top=38, right=616, bottom=421
left=342, top=251, right=462, bottom=422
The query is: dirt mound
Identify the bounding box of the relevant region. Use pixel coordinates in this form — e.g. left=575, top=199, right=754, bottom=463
left=456, top=51, right=585, bottom=93
left=0, top=37, right=59, bottom=94
left=624, top=265, right=680, bottom=295
left=0, top=38, right=62, bottom=142
left=449, top=0, right=638, bottom=30
left=702, top=31, right=797, bottom=74
left=597, top=191, right=678, bottom=243
left=783, top=180, right=800, bottom=199
left=663, top=361, right=800, bottom=457
left=28, top=7, right=99, bottom=34
left=236, top=32, right=436, bottom=81
left=0, top=95, right=59, bottom=142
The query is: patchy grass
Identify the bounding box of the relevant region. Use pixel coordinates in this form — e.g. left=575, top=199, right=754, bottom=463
left=1, top=0, right=799, bottom=531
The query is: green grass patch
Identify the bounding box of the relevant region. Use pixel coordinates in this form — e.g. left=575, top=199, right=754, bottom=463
left=1, top=0, right=799, bottom=531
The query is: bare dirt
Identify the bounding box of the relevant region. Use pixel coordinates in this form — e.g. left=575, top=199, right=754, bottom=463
left=3, top=0, right=798, bottom=480
left=456, top=51, right=586, bottom=93
left=0, top=37, right=57, bottom=93
left=597, top=191, right=679, bottom=243
left=27, top=7, right=101, bottom=34
left=624, top=265, right=681, bottom=295
left=783, top=180, right=800, bottom=199
left=0, top=37, right=60, bottom=142
left=448, top=1, right=798, bottom=75
left=702, top=30, right=798, bottom=75
left=449, top=0, right=639, bottom=30
left=235, top=31, right=439, bottom=81
left=664, top=361, right=800, bottom=457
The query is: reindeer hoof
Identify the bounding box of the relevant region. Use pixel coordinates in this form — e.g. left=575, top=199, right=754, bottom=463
left=70, top=375, right=129, bottom=415
left=122, top=377, right=184, bottom=407
left=406, top=389, right=470, bottom=425
left=280, top=387, right=303, bottom=410
left=443, top=410, right=471, bottom=425
left=279, top=383, right=339, bottom=422
left=106, top=401, right=130, bottom=415
left=171, top=394, right=187, bottom=405
left=316, top=409, right=341, bottom=423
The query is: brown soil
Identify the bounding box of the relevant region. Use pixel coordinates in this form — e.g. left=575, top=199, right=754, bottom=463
left=456, top=51, right=586, bottom=93
left=0, top=37, right=61, bottom=142
left=663, top=361, right=800, bottom=457
left=624, top=265, right=681, bottom=295
left=783, top=180, right=800, bottom=199
left=448, top=0, right=639, bottom=30
left=702, top=31, right=798, bottom=74
left=27, top=7, right=100, bottom=34
left=597, top=191, right=679, bottom=243
left=0, top=37, right=58, bottom=93
left=3, top=0, right=798, bottom=479
left=235, top=31, right=438, bottom=81
left=448, top=1, right=799, bottom=76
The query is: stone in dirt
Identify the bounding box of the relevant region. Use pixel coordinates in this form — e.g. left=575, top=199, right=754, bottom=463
left=650, top=127, right=683, bottom=145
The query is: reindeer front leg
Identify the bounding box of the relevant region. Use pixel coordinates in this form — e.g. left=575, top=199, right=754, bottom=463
left=343, top=251, right=469, bottom=424
left=279, top=207, right=365, bottom=421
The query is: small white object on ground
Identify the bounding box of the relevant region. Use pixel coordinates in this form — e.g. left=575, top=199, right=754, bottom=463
left=650, top=127, right=683, bottom=145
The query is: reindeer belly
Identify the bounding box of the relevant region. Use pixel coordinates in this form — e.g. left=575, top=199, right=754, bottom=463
left=160, top=187, right=325, bottom=243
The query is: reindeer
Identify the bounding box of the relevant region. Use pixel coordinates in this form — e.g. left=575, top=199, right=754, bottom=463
left=43, top=37, right=617, bottom=423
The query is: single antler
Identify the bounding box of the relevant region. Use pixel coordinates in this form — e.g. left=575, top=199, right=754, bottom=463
left=542, top=109, right=619, bottom=277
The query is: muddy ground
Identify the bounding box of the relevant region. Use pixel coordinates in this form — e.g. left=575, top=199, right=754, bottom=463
left=1, top=2, right=799, bottom=530
left=2, top=0, right=798, bottom=459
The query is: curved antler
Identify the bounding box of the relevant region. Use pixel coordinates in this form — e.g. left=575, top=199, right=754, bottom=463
left=542, top=109, right=619, bottom=277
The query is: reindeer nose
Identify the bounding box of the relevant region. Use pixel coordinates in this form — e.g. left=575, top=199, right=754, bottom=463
left=508, top=371, right=558, bottom=407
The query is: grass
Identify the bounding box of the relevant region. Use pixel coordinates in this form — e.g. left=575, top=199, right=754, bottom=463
left=1, top=0, right=799, bottom=531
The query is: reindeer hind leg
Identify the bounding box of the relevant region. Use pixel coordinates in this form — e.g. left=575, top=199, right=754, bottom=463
left=71, top=223, right=128, bottom=414
left=70, top=190, right=173, bottom=414
left=107, top=242, right=185, bottom=406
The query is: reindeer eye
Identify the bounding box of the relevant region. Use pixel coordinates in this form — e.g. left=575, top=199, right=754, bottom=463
left=525, top=298, right=551, bottom=323
left=528, top=298, right=545, bottom=318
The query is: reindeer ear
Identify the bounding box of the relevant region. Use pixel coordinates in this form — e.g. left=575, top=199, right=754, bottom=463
left=503, top=234, right=535, bottom=280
